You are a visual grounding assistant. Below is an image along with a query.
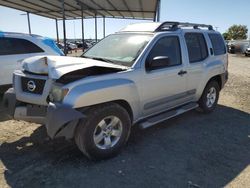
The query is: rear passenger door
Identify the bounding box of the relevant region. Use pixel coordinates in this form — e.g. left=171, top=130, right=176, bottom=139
left=184, top=32, right=209, bottom=97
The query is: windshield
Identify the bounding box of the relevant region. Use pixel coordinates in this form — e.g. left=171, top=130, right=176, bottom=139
left=82, top=33, right=152, bottom=67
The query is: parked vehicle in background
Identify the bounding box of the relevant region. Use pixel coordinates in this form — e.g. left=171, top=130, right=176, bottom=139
left=228, top=43, right=236, bottom=53
left=56, top=42, right=70, bottom=53
left=245, top=47, right=250, bottom=56
left=67, top=42, right=77, bottom=50
left=3, top=22, right=228, bottom=160
left=74, top=41, right=89, bottom=51
left=0, top=32, right=64, bottom=90
left=56, top=42, right=64, bottom=51
left=227, top=40, right=250, bottom=54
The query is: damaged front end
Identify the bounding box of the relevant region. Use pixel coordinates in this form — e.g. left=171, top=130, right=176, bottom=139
left=4, top=55, right=127, bottom=140
left=46, top=103, right=84, bottom=139
left=56, top=66, right=124, bottom=84
left=3, top=89, right=85, bottom=139
left=3, top=88, right=47, bottom=124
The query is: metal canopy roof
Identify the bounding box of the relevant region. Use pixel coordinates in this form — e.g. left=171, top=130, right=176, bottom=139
left=0, top=0, right=159, bottom=20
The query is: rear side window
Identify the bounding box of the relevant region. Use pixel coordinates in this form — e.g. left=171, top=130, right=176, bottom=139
left=208, top=33, right=226, bottom=55
left=185, top=33, right=208, bottom=63
left=0, top=37, right=44, bottom=55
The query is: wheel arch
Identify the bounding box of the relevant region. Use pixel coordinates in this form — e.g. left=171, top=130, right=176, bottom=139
left=197, top=74, right=223, bottom=102
left=112, top=100, right=133, bottom=123
left=78, top=99, right=134, bottom=123
left=207, top=75, right=222, bottom=90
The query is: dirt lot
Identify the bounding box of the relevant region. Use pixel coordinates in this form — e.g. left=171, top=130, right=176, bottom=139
left=0, top=54, right=249, bottom=188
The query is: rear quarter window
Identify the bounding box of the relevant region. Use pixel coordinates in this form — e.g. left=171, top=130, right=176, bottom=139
left=0, top=37, right=44, bottom=55
left=208, top=33, right=226, bottom=55
left=42, top=38, right=64, bottom=56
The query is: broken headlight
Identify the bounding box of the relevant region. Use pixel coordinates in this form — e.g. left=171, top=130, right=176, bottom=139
left=49, top=84, right=69, bottom=102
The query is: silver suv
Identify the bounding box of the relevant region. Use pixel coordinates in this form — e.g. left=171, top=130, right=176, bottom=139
left=3, top=22, right=228, bottom=160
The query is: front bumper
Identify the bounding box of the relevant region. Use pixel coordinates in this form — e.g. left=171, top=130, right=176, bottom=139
left=46, top=103, right=84, bottom=139
left=3, top=88, right=46, bottom=124
left=3, top=88, right=84, bottom=139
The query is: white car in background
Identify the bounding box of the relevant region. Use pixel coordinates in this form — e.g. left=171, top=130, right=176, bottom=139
left=0, top=32, right=64, bottom=90
left=245, top=47, right=250, bottom=56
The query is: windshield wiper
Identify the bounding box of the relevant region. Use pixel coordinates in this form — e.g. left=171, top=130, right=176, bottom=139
left=82, top=55, right=114, bottom=63
left=91, top=57, right=115, bottom=63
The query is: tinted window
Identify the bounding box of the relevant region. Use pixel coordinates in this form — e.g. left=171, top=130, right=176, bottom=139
left=185, top=33, right=208, bottom=63
left=147, top=36, right=182, bottom=68
left=0, top=37, right=44, bottom=55
left=209, top=33, right=226, bottom=55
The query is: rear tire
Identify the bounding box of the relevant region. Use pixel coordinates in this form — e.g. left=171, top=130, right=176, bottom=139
left=74, top=103, right=131, bottom=160
left=198, top=81, right=220, bottom=113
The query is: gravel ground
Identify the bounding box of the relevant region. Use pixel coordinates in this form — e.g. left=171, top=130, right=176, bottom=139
left=0, top=54, right=249, bottom=188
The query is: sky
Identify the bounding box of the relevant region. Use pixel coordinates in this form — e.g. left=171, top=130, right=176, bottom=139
left=0, top=0, right=249, bottom=39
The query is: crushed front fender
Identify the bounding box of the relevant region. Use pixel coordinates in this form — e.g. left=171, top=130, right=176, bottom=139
left=46, top=103, right=85, bottom=139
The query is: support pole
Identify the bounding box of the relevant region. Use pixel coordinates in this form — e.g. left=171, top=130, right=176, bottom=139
left=61, top=0, right=67, bottom=55
left=95, top=15, right=97, bottom=42
left=27, top=12, right=31, bottom=34
left=156, top=0, right=161, bottom=22
left=81, top=7, right=85, bottom=52
left=55, top=19, right=59, bottom=43
left=103, top=17, right=105, bottom=38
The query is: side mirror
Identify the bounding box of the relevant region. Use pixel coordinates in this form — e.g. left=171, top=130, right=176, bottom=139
left=147, top=56, right=170, bottom=70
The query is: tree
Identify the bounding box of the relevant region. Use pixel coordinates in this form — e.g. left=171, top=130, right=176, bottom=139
left=226, top=25, right=248, bottom=40
left=222, top=32, right=230, bottom=40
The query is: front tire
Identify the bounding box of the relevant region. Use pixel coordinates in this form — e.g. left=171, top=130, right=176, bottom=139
left=74, top=103, right=131, bottom=160
left=198, top=81, right=220, bottom=113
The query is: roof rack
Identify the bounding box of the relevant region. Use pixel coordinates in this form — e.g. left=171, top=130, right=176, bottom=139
left=155, top=21, right=214, bottom=32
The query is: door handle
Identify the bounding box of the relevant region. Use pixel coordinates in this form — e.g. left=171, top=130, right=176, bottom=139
left=178, top=70, right=187, bottom=76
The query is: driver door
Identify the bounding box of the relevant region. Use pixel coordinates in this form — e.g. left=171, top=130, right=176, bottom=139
left=141, top=35, right=189, bottom=117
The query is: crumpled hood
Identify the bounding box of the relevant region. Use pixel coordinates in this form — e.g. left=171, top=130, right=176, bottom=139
left=22, top=55, right=127, bottom=79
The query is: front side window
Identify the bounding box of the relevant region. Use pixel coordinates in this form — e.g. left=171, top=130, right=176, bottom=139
left=146, top=36, right=182, bottom=69
left=83, top=34, right=152, bottom=67
left=185, top=33, right=208, bottom=63
left=0, top=37, right=44, bottom=55
left=208, top=33, right=226, bottom=55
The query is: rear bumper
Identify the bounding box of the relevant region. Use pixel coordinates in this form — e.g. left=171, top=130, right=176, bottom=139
left=3, top=88, right=84, bottom=139
left=221, top=71, right=228, bottom=88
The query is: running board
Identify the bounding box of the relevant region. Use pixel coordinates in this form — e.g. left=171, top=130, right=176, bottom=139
left=139, top=102, right=198, bottom=129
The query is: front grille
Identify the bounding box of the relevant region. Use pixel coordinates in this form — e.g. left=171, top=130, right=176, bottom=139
left=21, top=77, right=46, bottom=94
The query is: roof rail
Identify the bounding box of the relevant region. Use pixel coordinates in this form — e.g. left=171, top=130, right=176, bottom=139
left=155, top=21, right=214, bottom=32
